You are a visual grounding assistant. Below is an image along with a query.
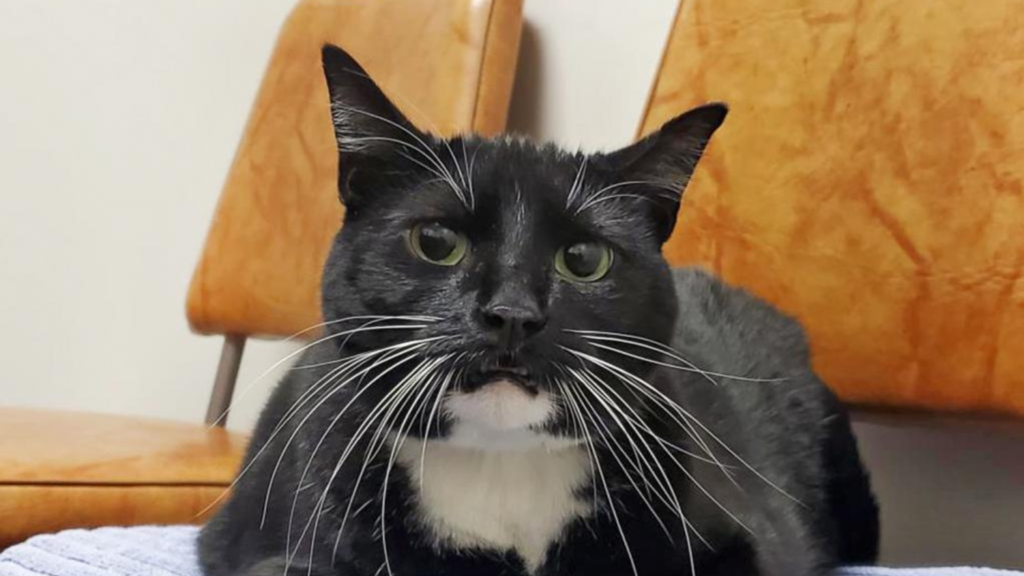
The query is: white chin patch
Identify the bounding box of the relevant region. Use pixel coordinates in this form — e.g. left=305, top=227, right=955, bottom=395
left=446, top=379, right=552, bottom=430
left=443, top=379, right=568, bottom=451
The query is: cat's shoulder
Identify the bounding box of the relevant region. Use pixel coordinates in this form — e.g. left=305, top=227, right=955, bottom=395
left=670, top=266, right=811, bottom=372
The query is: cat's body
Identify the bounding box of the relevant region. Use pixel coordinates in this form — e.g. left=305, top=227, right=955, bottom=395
left=200, top=269, right=876, bottom=576
left=199, top=45, right=878, bottom=576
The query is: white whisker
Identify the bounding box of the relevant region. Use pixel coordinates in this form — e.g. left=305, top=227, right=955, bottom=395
left=207, top=315, right=438, bottom=427
left=568, top=329, right=786, bottom=383
left=565, top=346, right=739, bottom=488
left=281, top=349, right=431, bottom=567
left=560, top=382, right=639, bottom=576
left=575, top=180, right=673, bottom=215
left=566, top=347, right=803, bottom=506
left=565, top=375, right=675, bottom=541
left=579, top=367, right=752, bottom=538
left=565, top=156, right=588, bottom=209
left=195, top=336, right=437, bottom=521
left=377, top=356, right=450, bottom=576
left=293, top=354, right=440, bottom=572
left=573, top=368, right=716, bottom=552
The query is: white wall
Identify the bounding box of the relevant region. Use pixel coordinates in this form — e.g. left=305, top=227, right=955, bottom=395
left=0, top=0, right=299, bottom=428
left=0, top=0, right=1020, bottom=568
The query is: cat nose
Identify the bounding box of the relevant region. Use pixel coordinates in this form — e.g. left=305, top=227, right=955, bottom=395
left=478, top=300, right=548, bottom=348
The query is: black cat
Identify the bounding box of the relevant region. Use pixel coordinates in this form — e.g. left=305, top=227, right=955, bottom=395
left=199, top=44, right=879, bottom=576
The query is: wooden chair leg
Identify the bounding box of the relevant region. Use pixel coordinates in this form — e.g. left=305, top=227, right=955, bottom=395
left=205, top=334, right=247, bottom=427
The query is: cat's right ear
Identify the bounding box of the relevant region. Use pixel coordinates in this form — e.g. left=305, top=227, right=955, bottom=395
left=321, top=44, right=425, bottom=205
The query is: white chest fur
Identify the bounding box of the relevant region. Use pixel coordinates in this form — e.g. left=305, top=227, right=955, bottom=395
left=396, top=438, right=592, bottom=572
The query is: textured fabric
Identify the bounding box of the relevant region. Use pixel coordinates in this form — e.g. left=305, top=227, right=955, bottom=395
left=836, top=569, right=1023, bottom=576
left=0, top=526, right=199, bottom=576
left=2, top=526, right=1021, bottom=576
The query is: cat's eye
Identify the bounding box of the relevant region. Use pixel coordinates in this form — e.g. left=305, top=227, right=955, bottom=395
left=409, top=222, right=468, bottom=266
left=555, top=242, right=613, bottom=282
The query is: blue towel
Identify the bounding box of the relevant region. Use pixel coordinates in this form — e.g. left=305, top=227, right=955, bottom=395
left=1, top=526, right=1020, bottom=576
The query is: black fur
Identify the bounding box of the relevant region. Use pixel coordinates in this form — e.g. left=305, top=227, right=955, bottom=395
left=199, top=45, right=878, bottom=576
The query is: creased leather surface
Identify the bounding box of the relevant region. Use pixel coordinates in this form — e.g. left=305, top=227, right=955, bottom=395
left=187, top=0, right=523, bottom=338
left=0, top=409, right=246, bottom=547
left=642, top=0, right=1024, bottom=415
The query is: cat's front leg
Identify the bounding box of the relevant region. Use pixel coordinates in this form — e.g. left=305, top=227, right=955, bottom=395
left=746, top=511, right=832, bottom=576
left=222, top=556, right=353, bottom=576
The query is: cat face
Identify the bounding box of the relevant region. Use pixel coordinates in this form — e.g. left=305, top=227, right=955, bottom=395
left=319, top=45, right=725, bottom=450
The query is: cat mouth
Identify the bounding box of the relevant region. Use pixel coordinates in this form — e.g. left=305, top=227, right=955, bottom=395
left=469, top=367, right=538, bottom=395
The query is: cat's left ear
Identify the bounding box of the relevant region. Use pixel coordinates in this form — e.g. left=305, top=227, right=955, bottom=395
left=603, top=103, right=728, bottom=241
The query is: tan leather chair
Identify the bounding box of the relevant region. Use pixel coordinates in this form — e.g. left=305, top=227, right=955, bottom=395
left=646, top=0, right=1024, bottom=418
left=0, top=0, right=523, bottom=549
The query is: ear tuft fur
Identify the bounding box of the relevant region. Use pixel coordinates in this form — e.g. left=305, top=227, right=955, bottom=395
left=321, top=44, right=427, bottom=205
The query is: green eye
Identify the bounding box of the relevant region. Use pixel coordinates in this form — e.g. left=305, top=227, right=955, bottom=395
left=555, top=242, right=613, bottom=282
left=409, top=222, right=468, bottom=266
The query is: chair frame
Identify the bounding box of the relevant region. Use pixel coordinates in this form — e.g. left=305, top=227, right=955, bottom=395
left=205, top=335, right=247, bottom=427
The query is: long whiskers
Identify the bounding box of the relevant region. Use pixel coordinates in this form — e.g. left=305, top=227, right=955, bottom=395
left=570, top=370, right=717, bottom=552
left=564, top=346, right=803, bottom=507
left=326, top=361, right=446, bottom=565
left=277, top=345, right=433, bottom=538
left=193, top=328, right=440, bottom=520
left=286, top=353, right=434, bottom=573
left=377, top=357, right=452, bottom=576
left=560, top=382, right=639, bottom=576
left=291, top=352, right=453, bottom=575
left=206, top=315, right=439, bottom=427
left=567, top=329, right=787, bottom=384
left=577, top=367, right=753, bottom=538
left=565, top=376, right=677, bottom=542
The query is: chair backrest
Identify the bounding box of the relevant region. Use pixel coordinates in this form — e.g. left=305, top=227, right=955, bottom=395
left=642, top=0, right=1024, bottom=416
left=187, top=0, right=523, bottom=339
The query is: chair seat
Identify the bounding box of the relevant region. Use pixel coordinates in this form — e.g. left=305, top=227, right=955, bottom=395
left=0, top=409, right=247, bottom=548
